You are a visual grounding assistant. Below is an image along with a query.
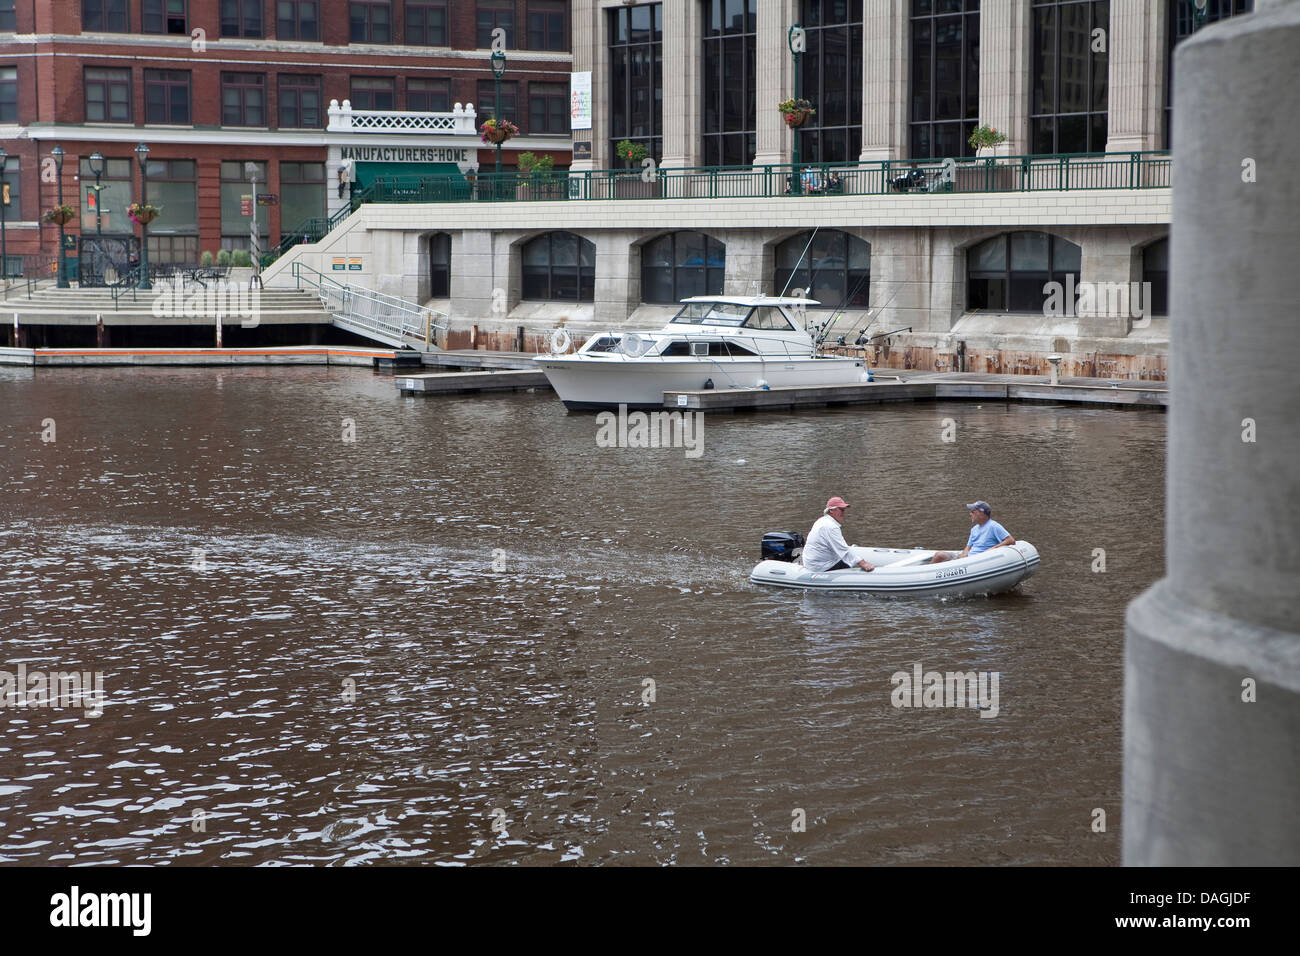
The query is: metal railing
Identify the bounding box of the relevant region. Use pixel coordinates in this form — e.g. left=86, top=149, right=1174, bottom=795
left=291, top=261, right=446, bottom=349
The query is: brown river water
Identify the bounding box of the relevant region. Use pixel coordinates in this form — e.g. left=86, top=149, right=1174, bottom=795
left=0, top=366, right=1165, bottom=866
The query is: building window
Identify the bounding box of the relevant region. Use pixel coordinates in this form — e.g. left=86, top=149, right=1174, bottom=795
left=280, top=161, right=326, bottom=237
left=350, top=1, right=391, bottom=42
left=608, top=3, right=663, bottom=168
left=143, top=0, right=188, bottom=34
left=798, top=0, right=863, bottom=164
left=221, top=0, right=263, bottom=37
left=642, top=232, right=725, bottom=304
left=702, top=0, right=757, bottom=167
left=429, top=232, right=451, bottom=297
left=1, top=157, right=20, bottom=231
left=144, top=70, right=191, bottom=124
left=83, top=0, right=128, bottom=31
left=144, top=159, right=198, bottom=263
left=220, top=160, right=269, bottom=252
left=405, top=1, right=446, bottom=45
left=79, top=157, right=132, bottom=234
left=85, top=68, right=132, bottom=123
left=1031, top=0, right=1108, bottom=154
left=0, top=66, right=16, bottom=124
left=1142, top=237, right=1169, bottom=317
left=277, top=0, right=318, bottom=39
left=279, top=75, right=322, bottom=128
left=0, top=0, right=15, bottom=31
left=775, top=230, right=870, bottom=308
left=221, top=73, right=266, bottom=126
left=351, top=77, right=396, bottom=110
left=477, top=1, right=515, bottom=48
left=522, top=232, right=595, bottom=302
left=477, top=79, right=518, bottom=123
left=528, top=82, right=568, bottom=134
left=967, top=231, right=1082, bottom=313
left=909, top=0, right=980, bottom=159
left=1165, top=0, right=1252, bottom=147
left=407, top=78, right=450, bottom=112
left=527, top=0, right=566, bottom=51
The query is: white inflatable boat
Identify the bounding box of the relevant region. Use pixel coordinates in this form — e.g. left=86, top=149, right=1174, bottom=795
left=750, top=534, right=1040, bottom=597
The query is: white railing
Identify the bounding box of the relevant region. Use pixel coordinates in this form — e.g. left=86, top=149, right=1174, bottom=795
left=326, top=99, right=478, bottom=135
left=293, top=263, right=446, bottom=348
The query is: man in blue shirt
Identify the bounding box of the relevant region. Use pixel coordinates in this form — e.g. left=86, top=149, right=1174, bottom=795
left=928, top=501, right=1016, bottom=564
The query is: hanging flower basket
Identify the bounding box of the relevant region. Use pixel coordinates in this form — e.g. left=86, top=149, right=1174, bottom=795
left=778, top=98, right=816, bottom=128
left=128, top=202, right=159, bottom=225
left=42, top=205, right=75, bottom=226
left=480, top=118, right=519, bottom=145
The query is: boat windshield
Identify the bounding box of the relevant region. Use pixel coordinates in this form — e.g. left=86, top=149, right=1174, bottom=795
left=670, top=302, right=752, bottom=326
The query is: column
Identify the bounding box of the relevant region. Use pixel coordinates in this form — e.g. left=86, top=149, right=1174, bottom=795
left=979, top=0, right=1031, bottom=155
left=661, top=1, right=703, bottom=169
left=1106, top=0, right=1166, bottom=153
left=860, top=0, right=909, bottom=161
left=1124, top=0, right=1300, bottom=866
left=570, top=0, right=600, bottom=171
left=754, top=0, right=798, bottom=167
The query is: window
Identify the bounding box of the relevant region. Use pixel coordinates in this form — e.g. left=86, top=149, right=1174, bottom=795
left=350, top=1, right=391, bottom=42
left=966, top=231, right=1082, bottom=313
left=0, top=66, right=16, bottom=124
left=703, top=0, right=757, bottom=167
left=83, top=0, right=128, bottom=31
left=277, top=0, right=318, bottom=39
left=522, top=232, right=595, bottom=302
left=144, top=70, right=191, bottom=124
left=85, top=68, right=132, bottom=123
left=405, top=1, right=446, bottom=45
left=1164, top=0, right=1252, bottom=147
left=0, top=0, right=14, bottom=31
left=528, top=82, right=567, bottom=134
left=222, top=73, right=266, bottom=126
left=641, top=232, right=725, bottom=304
left=477, top=1, right=515, bottom=48
left=220, top=160, right=270, bottom=252
left=279, top=75, right=322, bottom=128
left=143, top=0, right=187, bottom=34
left=429, top=232, right=451, bottom=297
left=1, top=157, right=20, bottom=233
left=1031, top=0, right=1108, bottom=154
left=477, top=79, right=517, bottom=123
left=407, top=78, right=450, bottom=113
left=798, top=0, right=863, bottom=164
left=527, top=0, right=566, bottom=51
left=350, top=76, right=395, bottom=110
left=909, top=0, right=981, bottom=159
left=144, top=159, right=198, bottom=263
left=775, top=230, right=870, bottom=308
left=79, top=157, right=133, bottom=235
left=1142, top=238, right=1169, bottom=317
left=608, top=3, right=663, bottom=167
left=280, top=161, right=326, bottom=240
left=221, top=0, right=263, bottom=37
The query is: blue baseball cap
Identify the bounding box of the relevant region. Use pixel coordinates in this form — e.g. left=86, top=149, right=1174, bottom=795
left=966, top=501, right=992, bottom=515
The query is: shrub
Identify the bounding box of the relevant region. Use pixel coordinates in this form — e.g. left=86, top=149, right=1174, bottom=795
left=231, top=249, right=252, bottom=267
left=200, top=250, right=214, bottom=266
left=216, top=249, right=232, bottom=267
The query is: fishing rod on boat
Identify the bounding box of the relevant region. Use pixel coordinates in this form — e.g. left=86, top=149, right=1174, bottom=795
left=814, top=271, right=872, bottom=348
left=815, top=272, right=907, bottom=351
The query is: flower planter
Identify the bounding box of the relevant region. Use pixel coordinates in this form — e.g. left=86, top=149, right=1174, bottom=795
left=783, top=109, right=813, bottom=128
left=132, top=211, right=157, bottom=225
left=482, top=127, right=511, bottom=145
left=44, top=210, right=74, bottom=226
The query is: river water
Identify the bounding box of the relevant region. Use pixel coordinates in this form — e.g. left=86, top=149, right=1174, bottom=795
left=0, top=366, right=1165, bottom=866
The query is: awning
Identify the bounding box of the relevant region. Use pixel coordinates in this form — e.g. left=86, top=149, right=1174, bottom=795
left=354, top=161, right=465, bottom=191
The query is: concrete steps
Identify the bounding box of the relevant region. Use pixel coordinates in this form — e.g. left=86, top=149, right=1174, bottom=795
left=2, top=286, right=333, bottom=325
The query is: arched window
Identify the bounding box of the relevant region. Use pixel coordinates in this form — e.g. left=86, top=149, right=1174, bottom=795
left=774, top=230, right=869, bottom=308
left=642, top=232, right=725, bottom=304
left=967, top=231, right=1082, bottom=313
left=1142, top=237, right=1168, bottom=317
left=428, top=233, right=450, bottom=298
left=522, top=232, right=595, bottom=302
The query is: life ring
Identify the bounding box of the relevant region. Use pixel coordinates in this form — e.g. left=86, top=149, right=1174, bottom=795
left=549, top=327, right=572, bottom=354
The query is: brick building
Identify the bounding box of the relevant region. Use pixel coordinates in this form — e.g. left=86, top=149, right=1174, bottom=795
left=0, top=0, right=573, bottom=275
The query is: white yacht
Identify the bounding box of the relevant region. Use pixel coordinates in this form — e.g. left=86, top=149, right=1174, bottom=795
left=534, top=295, right=868, bottom=409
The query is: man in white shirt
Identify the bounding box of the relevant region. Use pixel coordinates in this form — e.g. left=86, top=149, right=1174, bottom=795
left=802, top=497, right=875, bottom=573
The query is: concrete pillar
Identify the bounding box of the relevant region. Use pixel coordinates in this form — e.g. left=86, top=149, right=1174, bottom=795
left=1124, top=1, right=1300, bottom=866
left=661, top=1, right=703, bottom=169
left=450, top=229, right=496, bottom=322
left=754, top=0, right=798, bottom=167
left=1106, top=0, right=1166, bottom=154
left=979, top=0, right=1032, bottom=155
left=570, top=0, right=600, bottom=171
left=860, top=0, right=909, bottom=161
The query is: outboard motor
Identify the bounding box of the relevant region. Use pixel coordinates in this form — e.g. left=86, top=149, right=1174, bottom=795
left=762, top=531, right=805, bottom=562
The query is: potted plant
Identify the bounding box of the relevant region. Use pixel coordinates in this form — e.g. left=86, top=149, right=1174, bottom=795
left=968, top=125, right=1008, bottom=155
left=517, top=151, right=559, bottom=198
left=42, top=204, right=75, bottom=225
left=480, top=117, right=519, bottom=145
left=128, top=201, right=160, bottom=224
left=615, top=139, right=648, bottom=165
left=778, top=98, right=816, bottom=128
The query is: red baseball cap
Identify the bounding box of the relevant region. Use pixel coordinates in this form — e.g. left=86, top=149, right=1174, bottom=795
left=825, top=497, right=850, bottom=510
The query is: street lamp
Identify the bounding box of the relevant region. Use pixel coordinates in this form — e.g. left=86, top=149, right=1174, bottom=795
left=87, top=151, right=105, bottom=239
left=134, top=143, right=150, bottom=289
left=490, top=48, right=507, bottom=177
left=0, top=147, right=9, bottom=282
left=51, top=145, right=69, bottom=288
left=788, top=25, right=804, bottom=195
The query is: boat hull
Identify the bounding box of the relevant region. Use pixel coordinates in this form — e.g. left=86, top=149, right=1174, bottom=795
left=750, top=542, right=1040, bottom=597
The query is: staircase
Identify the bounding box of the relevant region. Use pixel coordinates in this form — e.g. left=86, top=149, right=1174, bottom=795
left=5, top=284, right=332, bottom=328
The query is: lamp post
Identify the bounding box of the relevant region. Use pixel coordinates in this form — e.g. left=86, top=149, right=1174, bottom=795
left=490, top=48, right=507, bottom=177
left=788, top=24, right=804, bottom=195
left=245, top=161, right=262, bottom=287
left=134, top=143, right=150, bottom=290
left=0, top=147, right=9, bottom=282
left=87, top=151, right=104, bottom=239
left=52, top=145, right=69, bottom=287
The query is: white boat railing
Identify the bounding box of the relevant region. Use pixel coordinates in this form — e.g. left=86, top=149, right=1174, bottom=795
left=548, top=328, right=852, bottom=363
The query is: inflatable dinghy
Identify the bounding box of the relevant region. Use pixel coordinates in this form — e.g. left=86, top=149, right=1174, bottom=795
left=750, top=532, right=1040, bottom=596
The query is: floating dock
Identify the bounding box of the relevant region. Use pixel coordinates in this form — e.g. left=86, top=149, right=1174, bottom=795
left=396, top=369, right=550, bottom=394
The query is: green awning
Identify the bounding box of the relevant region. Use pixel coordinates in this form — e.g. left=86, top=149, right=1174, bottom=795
left=354, top=162, right=465, bottom=191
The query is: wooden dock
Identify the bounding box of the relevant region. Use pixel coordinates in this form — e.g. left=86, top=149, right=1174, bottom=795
left=396, top=369, right=551, bottom=395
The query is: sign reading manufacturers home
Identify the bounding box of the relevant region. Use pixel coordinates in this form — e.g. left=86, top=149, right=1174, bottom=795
left=339, top=146, right=470, bottom=163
